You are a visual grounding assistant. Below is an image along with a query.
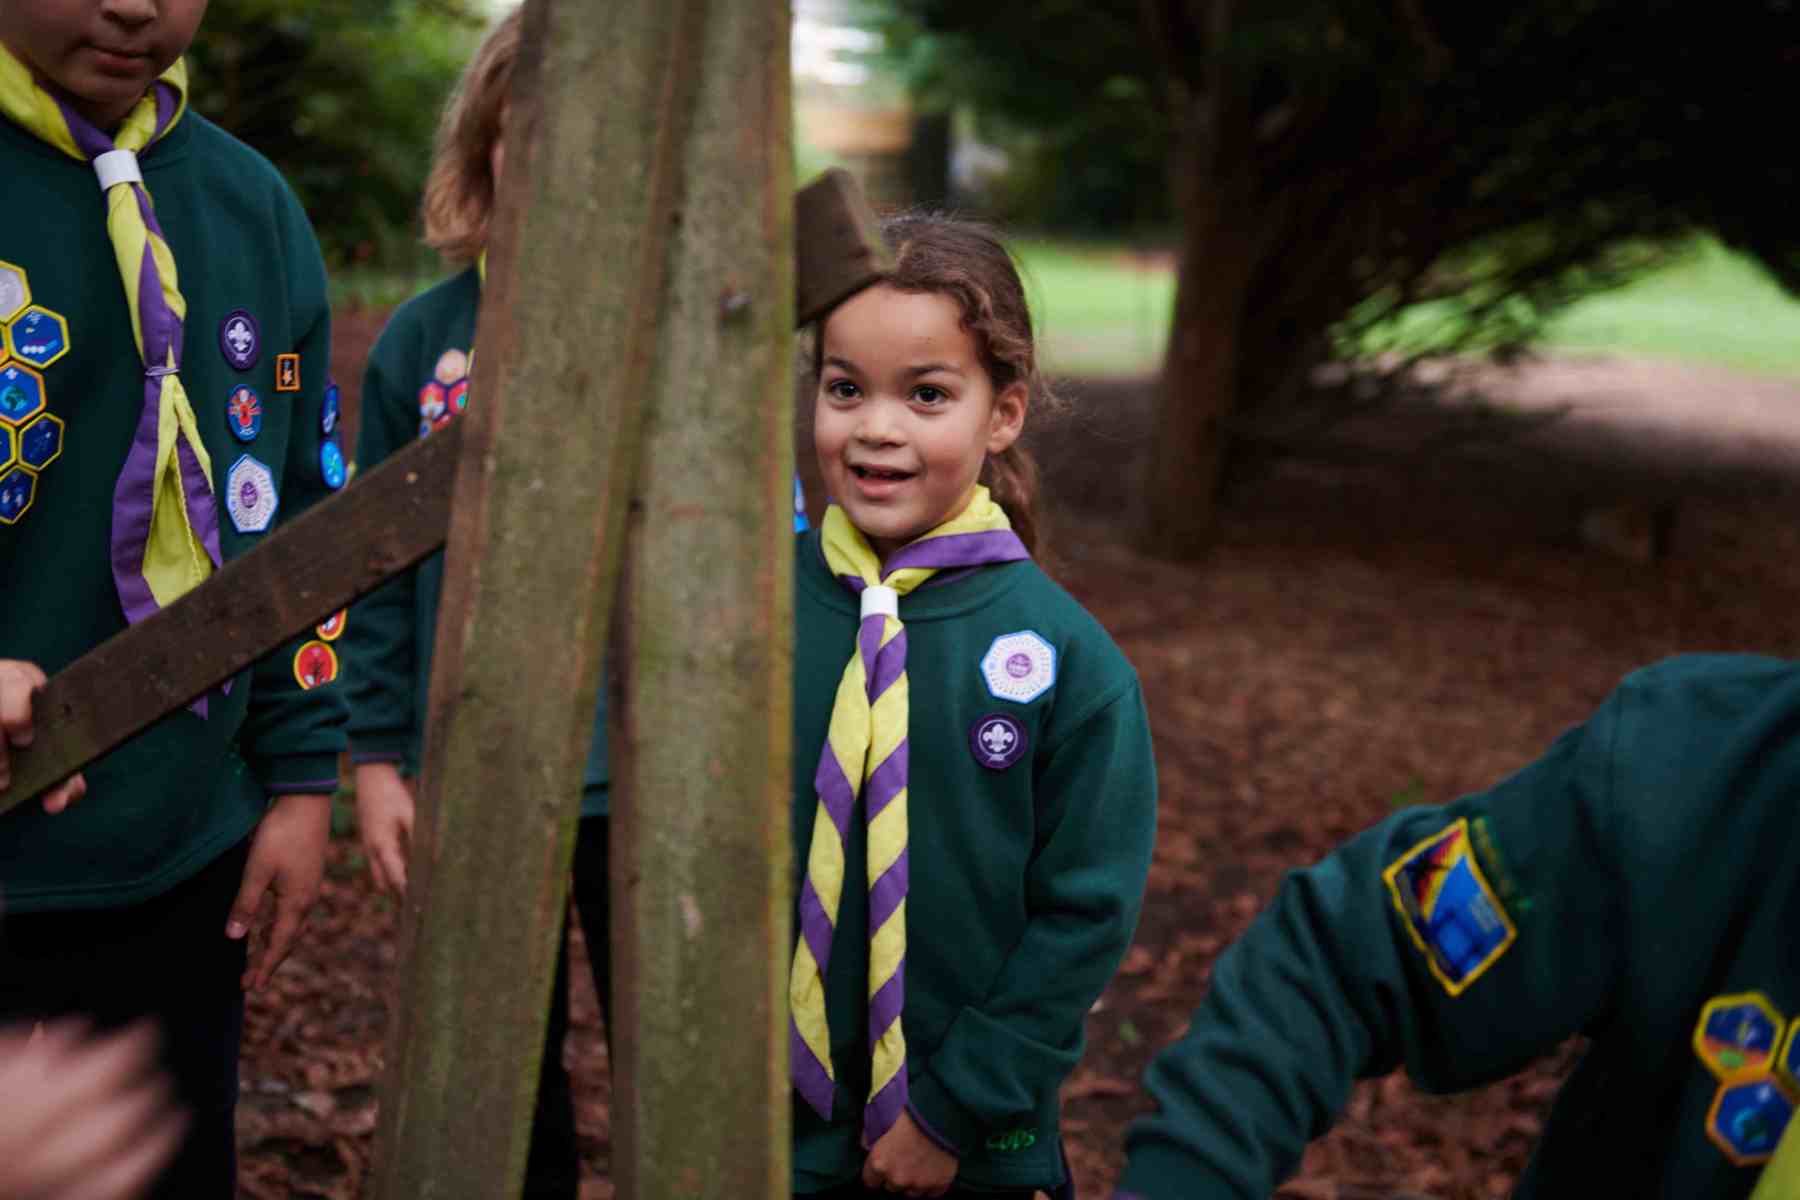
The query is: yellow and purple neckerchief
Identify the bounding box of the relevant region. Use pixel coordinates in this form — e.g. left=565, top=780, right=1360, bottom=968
left=1751, top=1117, right=1800, bottom=1199
left=790, top=487, right=1028, bottom=1145
left=0, top=51, right=221, bottom=632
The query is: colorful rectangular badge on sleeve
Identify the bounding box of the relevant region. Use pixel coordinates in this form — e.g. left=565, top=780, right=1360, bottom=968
left=1383, top=817, right=1517, bottom=996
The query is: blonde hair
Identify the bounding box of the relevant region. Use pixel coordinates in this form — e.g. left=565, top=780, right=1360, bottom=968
left=421, top=7, right=522, bottom=265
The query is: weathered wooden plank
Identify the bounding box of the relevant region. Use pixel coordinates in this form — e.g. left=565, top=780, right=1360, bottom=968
left=0, top=423, right=459, bottom=811
left=0, top=177, right=883, bottom=814
left=371, top=0, right=712, bottom=1194
left=607, top=0, right=796, bottom=1195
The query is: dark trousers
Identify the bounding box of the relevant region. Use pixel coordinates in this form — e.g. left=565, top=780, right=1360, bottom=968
left=523, top=814, right=613, bottom=1198
left=0, top=839, right=252, bottom=1199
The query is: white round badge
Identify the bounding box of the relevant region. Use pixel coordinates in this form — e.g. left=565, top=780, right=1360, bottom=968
left=980, top=630, right=1057, bottom=704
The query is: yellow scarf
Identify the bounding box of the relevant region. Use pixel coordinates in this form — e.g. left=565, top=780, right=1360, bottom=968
left=789, top=487, right=1028, bottom=1144
left=1750, top=1114, right=1800, bottom=1200
left=0, top=50, right=218, bottom=623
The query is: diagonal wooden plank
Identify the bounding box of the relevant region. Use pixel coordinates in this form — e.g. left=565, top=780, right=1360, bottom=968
left=0, top=169, right=886, bottom=814
left=0, top=422, right=461, bottom=812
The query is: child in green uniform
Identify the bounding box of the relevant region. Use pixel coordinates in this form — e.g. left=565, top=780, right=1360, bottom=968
left=0, top=0, right=347, bottom=1195
left=340, top=10, right=610, bottom=1195
left=790, top=214, right=1159, bottom=1198
left=1113, top=654, right=1800, bottom=1198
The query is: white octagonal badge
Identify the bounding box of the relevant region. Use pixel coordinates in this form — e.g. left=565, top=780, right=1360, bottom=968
left=226, top=453, right=278, bottom=534
left=981, top=630, right=1057, bottom=704
left=0, top=261, right=28, bottom=324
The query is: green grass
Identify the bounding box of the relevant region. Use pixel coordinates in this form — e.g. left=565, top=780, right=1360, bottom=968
left=1012, top=238, right=1176, bottom=378
left=1015, top=235, right=1800, bottom=379
left=1540, top=240, right=1800, bottom=375
left=329, top=234, right=1799, bottom=379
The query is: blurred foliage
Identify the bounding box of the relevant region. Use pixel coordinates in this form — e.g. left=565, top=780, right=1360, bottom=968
left=187, top=0, right=486, bottom=268
left=883, top=0, right=1799, bottom=294
left=882, top=3, right=1168, bottom=232
left=884, top=0, right=1799, bottom=381
left=888, top=0, right=1800, bottom=548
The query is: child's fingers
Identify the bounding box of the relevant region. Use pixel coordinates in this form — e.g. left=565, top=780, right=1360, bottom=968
left=70, top=1102, right=188, bottom=1200
left=226, top=853, right=275, bottom=943
left=39, top=772, right=87, bottom=814
left=364, top=842, right=391, bottom=893
left=247, top=883, right=312, bottom=991
left=25, top=1068, right=174, bottom=1196
left=40, top=1020, right=164, bottom=1110
left=376, top=838, right=408, bottom=896
left=0, top=662, right=47, bottom=747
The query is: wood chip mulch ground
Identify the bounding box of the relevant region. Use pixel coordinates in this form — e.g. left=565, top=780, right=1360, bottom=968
left=241, top=318, right=1798, bottom=1198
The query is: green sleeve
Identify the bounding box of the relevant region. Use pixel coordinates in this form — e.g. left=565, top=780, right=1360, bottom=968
left=342, top=336, right=421, bottom=766
left=237, top=211, right=348, bottom=795
left=1114, top=702, right=1627, bottom=1199
left=910, top=682, right=1159, bottom=1151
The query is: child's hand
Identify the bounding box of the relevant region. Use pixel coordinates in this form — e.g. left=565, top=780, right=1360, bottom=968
left=861, top=1110, right=959, bottom=1196
left=0, top=660, right=86, bottom=814
left=353, top=762, right=416, bottom=896
left=227, top=792, right=331, bottom=991
left=0, top=1019, right=187, bottom=1200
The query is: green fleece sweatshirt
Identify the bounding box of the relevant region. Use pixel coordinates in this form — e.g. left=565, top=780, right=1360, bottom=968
left=341, top=267, right=608, bottom=813
left=0, top=111, right=346, bottom=911
left=1116, top=654, right=1800, bottom=1199
left=790, top=528, right=1158, bottom=1193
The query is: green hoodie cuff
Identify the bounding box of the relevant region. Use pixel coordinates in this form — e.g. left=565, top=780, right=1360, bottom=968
left=257, top=752, right=342, bottom=797
left=905, top=1073, right=983, bottom=1157
left=1114, top=1142, right=1242, bottom=1200
left=349, top=728, right=412, bottom=764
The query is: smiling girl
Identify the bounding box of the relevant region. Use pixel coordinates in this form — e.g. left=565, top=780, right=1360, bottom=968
left=789, top=213, right=1158, bottom=1199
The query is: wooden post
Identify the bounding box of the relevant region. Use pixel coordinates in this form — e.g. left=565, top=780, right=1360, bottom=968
left=374, top=1, right=813, bottom=1197
left=371, top=0, right=705, bottom=1194
left=608, top=0, right=793, bottom=1195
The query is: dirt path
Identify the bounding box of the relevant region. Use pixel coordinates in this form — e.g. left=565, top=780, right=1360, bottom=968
left=249, top=334, right=1800, bottom=1198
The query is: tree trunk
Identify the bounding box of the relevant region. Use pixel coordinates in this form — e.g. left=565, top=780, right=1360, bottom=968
left=1136, top=132, right=1260, bottom=560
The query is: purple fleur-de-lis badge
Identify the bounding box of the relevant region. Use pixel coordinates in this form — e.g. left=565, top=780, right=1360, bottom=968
left=970, top=713, right=1028, bottom=771
left=219, top=309, right=260, bottom=371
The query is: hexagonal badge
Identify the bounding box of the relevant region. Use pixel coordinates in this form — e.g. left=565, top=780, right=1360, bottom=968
left=0, top=422, right=14, bottom=473
left=1695, top=993, right=1784, bottom=1079
left=981, top=630, right=1058, bottom=704
left=18, top=413, right=62, bottom=470
left=0, top=261, right=29, bottom=323
left=1706, top=1076, right=1794, bottom=1166
left=6, top=306, right=68, bottom=369
left=225, top=454, right=278, bottom=534
left=1779, top=1018, right=1800, bottom=1097
left=0, top=363, right=46, bottom=426
left=0, top=465, right=35, bottom=524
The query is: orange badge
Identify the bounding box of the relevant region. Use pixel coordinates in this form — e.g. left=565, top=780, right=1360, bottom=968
left=316, top=609, right=346, bottom=641
left=275, top=352, right=300, bottom=393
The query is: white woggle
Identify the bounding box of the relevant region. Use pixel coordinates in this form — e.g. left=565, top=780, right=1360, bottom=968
left=93, top=149, right=142, bottom=190
left=860, top=584, right=898, bottom=621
